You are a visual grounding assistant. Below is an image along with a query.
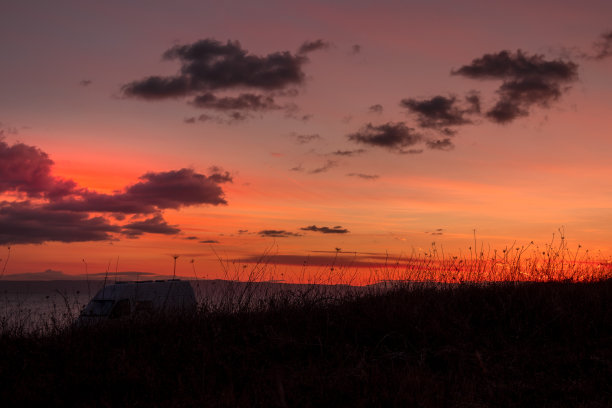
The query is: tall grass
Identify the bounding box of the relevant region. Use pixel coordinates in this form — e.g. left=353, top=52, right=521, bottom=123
left=212, top=239, right=611, bottom=298
left=0, top=235, right=610, bottom=336
left=316, top=233, right=611, bottom=286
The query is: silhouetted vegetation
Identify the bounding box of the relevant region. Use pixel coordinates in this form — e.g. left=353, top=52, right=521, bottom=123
left=1, top=278, right=610, bottom=407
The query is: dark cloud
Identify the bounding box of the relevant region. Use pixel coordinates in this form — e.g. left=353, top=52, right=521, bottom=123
left=289, top=164, right=304, bottom=172
left=400, top=94, right=479, bottom=133
left=185, top=236, right=198, bottom=240
left=0, top=139, right=78, bottom=200
left=300, top=225, right=349, bottom=234
left=293, top=133, right=321, bottom=144
left=331, top=149, right=365, bottom=157
left=192, top=92, right=281, bottom=111
left=426, top=138, right=454, bottom=151
left=347, top=173, right=379, bottom=180
left=258, top=230, right=301, bottom=238
left=0, top=201, right=119, bottom=245
left=184, top=117, right=196, bottom=124
left=347, top=122, right=422, bottom=153
left=350, top=44, right=362, bottom=55
left=79, top=80, right=92, bottom=87
left=309, top=160, right=337, bottom=174
left=452, top=50, right=578, bottom=123
left=122, top=39, right=318, bottom=122
left=199, top=239, right=219, bottom=244
left=592, top=31, right=612, bottom=60
left=486, top=100, right=524, bottom=123
left=298, top=39, right=331, bottom=55
left=122, top=214, right=180, bottom=237
left=368, top=104, right=383, bottom=114
left=48, top=168, right=228, bottom=214
left=122, top=39, right=308, bottom=99
left=1, top=141, right=232, bottom=245
left=487, top=77, right=570, bottom=123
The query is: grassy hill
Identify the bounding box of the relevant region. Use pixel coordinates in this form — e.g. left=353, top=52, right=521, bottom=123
left=1, top=279, right=610, bottom=407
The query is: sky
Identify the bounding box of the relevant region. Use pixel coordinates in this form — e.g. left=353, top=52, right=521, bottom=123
left=1, top=0, right=611, bottom=281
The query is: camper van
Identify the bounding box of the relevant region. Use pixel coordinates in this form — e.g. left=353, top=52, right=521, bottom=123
left=78, top=280, right=196, bottom=324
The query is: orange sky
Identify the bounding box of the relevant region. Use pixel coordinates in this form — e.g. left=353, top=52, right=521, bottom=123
left=1, top=1, right=611, bottom=281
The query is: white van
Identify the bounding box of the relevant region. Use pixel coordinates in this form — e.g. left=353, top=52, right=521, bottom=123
left=78, top=279, right=196, bottom=324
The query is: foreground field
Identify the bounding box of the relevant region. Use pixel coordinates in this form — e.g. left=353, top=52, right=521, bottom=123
left=1, top=279, right=610, bottom=407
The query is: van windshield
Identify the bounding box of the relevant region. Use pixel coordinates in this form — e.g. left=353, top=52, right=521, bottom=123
left=81, top=300, right=115, bottom=317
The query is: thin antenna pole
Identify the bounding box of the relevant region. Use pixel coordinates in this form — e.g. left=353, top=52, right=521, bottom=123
left=173, top=255, right=179, bottom=279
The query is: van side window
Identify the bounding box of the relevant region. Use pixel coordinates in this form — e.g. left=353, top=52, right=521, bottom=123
left=109, top=299, right=131, bottom=319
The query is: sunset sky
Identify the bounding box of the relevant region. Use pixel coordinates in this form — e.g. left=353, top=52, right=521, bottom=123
left=1, top=1, right=611, bottom=280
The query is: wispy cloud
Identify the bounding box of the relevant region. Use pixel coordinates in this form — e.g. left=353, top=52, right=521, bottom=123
left=347, top=173, right=379, bottom=180
left=293, top=133, right=322, bottom=144
left=368, top=104, right=383, bottom=114
left=331, top=149, right=366, bottom=157
left=309, top=160, right=338, bottom=174
left=590, top=30, right=612, bottom=60
left=297, top=39, right=331, bottom=55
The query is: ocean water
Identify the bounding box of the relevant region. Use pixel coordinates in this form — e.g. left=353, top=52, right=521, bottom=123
left=0, top=280, right=102, bottom=332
